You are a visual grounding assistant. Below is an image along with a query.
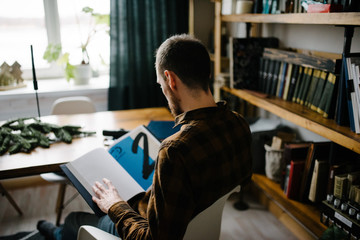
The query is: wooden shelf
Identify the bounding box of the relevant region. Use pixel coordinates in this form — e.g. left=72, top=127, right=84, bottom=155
left=222, top=87, right=360, bottom=154
left=222, top=12, right=360, bottom=25
left=251, top=173, right=327, bottom=237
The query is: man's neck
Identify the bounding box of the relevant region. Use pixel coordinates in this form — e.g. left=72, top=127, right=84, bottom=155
left=181, top=90, right=217, bottom=112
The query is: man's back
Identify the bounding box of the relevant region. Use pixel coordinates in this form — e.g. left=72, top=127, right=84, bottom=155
left=147, top=102, right=252, bottom=239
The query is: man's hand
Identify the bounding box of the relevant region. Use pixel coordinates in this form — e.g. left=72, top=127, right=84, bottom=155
left=92, top=178, right=123, bottom=214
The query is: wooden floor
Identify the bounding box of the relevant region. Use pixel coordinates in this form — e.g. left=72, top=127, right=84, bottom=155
left=0, top=180, right=298, bottom=239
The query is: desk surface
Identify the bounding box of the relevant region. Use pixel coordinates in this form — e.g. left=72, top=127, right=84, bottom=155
left=0, top=107, right=173, bottom=180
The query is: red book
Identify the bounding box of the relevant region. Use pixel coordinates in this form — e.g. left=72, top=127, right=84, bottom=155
left=286, top=160, right=305, bottom=200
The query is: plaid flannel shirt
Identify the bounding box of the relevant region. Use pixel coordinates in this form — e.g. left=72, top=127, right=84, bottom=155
left=108, top=102, right=253, bottom=240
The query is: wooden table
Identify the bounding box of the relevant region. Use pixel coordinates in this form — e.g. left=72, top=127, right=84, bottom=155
left=0, top=107, right=173, bottom=180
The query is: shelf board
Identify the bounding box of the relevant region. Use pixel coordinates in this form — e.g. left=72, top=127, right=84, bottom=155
left=251, top=173, right=327, bottom=237
left=222, top=13, right=360, bottom=25
left=222, top=87, right=360, bottom=154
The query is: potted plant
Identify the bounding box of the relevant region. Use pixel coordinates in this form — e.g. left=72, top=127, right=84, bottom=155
left=43, top=7, right=109, bottom=85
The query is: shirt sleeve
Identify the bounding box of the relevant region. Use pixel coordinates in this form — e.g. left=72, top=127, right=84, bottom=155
left=108, top=144, right=194, bottom=240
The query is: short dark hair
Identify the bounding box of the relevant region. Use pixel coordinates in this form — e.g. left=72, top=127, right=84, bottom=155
left=155, top=34, right=211, bottom=91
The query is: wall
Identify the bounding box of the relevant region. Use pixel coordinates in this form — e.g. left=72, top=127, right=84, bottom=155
left=0, top=77, right=108, bottom=121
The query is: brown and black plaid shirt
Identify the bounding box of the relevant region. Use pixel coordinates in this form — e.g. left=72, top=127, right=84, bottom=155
left=108, top=102, right=252, bottom=240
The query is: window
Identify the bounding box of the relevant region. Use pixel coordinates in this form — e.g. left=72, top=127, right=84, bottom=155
left=0, top=0, right=110, bottom=80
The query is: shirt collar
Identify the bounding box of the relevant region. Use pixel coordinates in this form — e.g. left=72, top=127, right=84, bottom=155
left=174, top=101, right=227, bottom=127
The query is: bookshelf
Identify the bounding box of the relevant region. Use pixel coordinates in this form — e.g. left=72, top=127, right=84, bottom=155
left=213, top=1, right=360, bottom=238
left=222, top=87, right=360, bottom=154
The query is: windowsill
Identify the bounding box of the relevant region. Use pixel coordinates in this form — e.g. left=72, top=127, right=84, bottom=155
left=0, top=75, right=109, bottom=99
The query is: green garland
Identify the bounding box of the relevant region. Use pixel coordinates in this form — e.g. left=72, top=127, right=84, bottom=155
left=0, top=117, right=96, bottom=155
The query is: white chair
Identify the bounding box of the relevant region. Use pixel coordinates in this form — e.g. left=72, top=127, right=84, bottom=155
left=50, top=96, right=96, bottom=115
left=77, top=185, right=241, bottom=240
left=41, top=96, right=96, bottom=225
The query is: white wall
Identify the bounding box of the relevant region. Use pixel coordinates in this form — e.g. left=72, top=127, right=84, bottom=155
left=0, top=77, right=108, bottom=121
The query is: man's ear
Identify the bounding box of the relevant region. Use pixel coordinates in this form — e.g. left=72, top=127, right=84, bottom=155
left=164, top=70, right=177, bottom=91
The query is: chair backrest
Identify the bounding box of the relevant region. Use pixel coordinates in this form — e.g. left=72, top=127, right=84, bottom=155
left=77, top=185, right=240, bottom=240
left=183, top=185, right=241, bottom=240
left=51, top=96, right=96, bottom=115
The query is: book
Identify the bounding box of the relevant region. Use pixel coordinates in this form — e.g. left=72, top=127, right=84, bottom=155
left=308, top=159, right=329, bottom=202
left=147, top=120, right=181, bottom=141
left=304, top=69, right=321, bottom=107
left=270, top=60, right=281, bottom=96
left=343, top=55, right=358, bottom=133
left=60, top=125, right=161, bottom=217
left=295, top=67, right=309, bottom=104
left=310, top=71, right=328, bottom=111
left=283, top=164, right=291, bottom=195
left=299, top=68, right=314, bottom=105
left=334, top=54, right=350, bottom=126
left=351, top=61, right=360, bottom=123
left=286, top=160, right=305, bottom=200
left=262, top=58, right=271, bottom=93
left=230, top=37, right=279, bottom=90
left=276, top=62, right=285, bottom=96
left=282, top=63, right=293, bottom=100
left=334, top=173, right=348, bottom=200
left=346, top=55, right=360, bottom=133
left=347, top=171, right=360, bottom=200
left=292, top=66, right=304, bottom=102
left=280, top=142, right=311, bottom=189
left=299, top=141, right=331, bottom=202
left=317, top=73, right=338, bottom=118
left=278, top=62, right=288, bottom=98
left=286, top=64, right=299, bottom=101
left=282, top=142, right=311, bottom=165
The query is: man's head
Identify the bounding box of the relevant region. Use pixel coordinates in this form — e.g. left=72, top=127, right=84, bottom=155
left=155, top=34, right=211, bottom=116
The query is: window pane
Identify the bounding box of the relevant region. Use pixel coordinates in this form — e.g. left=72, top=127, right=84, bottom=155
left=57, top=0, right=110, bottom=74
left=0, top=1, right=49, bottom=70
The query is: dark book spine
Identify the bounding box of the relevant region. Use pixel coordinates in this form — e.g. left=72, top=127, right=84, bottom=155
left=299, top=68, right=314, bottom=105
left=292, top=66, right=303, bottom=103
left=310, top=71, right=328, bottom=111
left=265, top=59, right=275, bottom=94
left=296, top=67, right=309, bottom=104
left=270, top=60, right=281, bottom=96
left=287, top=64, right=300, bottom=101
left=334, top=54, right=350, bottom=126
left=304, top=69, right=321, bottom=107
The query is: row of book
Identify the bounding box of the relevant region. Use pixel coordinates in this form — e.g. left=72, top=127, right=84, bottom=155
left=257, top=47, right=340, bottom=119
left=343, top=54, right=360, bottom=134
left=222, top=0, right=359, bottom=15
left=278, top=141, right=360, bottom=204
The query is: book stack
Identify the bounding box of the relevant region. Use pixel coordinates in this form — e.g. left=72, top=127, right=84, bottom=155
left=254, top=0, right=357, bottom=14
left=342, top=54, right=360, bottom=134
left=274, top=140, right=360, bottom=204
left=257, top=48, right=341, bottom=119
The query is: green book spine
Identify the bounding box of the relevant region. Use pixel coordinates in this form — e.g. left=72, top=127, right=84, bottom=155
left=287, top=64, right=300, bottom=102
left=305, top=69, right=321, bottom=107
left=317, top=73, right=337, bottom=118
left=292, top=66, right=303, bottom=102
left=310, top=71, right=328, bottom=111
left=296, top=67, right=309, bottom=104
left=299, top=68, right=314, bottom=105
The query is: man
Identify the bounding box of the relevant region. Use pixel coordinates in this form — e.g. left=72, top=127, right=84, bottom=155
left=38, top=34, right=252, bottom=239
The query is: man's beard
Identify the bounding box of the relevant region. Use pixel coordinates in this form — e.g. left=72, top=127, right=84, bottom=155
left=168, top=91, right=183, bottom=117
